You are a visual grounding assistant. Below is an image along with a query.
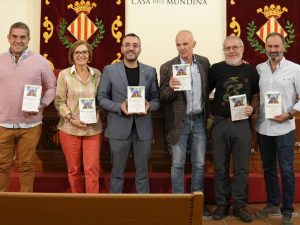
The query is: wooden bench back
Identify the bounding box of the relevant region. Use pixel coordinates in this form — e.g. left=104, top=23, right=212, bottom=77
left=0, top=192, right=203, bottom=225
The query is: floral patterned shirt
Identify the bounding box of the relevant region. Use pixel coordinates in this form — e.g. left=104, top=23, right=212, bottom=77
left=55, top=65, right=102, bottom=136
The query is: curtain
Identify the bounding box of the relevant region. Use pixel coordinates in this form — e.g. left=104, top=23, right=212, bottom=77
left=40, top=0, right=125, bottom=70
left=227, top=0, right=299, bottom=65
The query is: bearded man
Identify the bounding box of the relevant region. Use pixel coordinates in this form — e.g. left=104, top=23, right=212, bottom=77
left=208, top=34, right=259, bottom=223
left=254, top=32, right=300, bottom=225
left=97, top=33, right=159, bottom=193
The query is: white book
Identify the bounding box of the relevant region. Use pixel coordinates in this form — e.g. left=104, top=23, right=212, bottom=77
left=172, top=64, right=191, bottom=91
left=21, top=85, right=42, bottom=112
left=79, top=98, right=96, bottom=124
left=127, top=86, right=145, bottom=113
left=229, top=94, right=248, bottom=121
left=264, top=92, right=282, bottom=119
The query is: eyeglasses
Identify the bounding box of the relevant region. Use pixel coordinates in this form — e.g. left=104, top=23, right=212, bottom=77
left=74, top=50, right=89, bottom=56
left=223, top=45, right=242, bottom=52
left=122, top=43, right=140, bottom=49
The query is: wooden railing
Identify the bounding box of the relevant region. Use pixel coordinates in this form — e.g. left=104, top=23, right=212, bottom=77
left=0, top=191, right=204, bottom=225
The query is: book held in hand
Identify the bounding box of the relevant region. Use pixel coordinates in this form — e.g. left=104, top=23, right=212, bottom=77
left=79, top=98, right=97, bottom=124
left=127, top=86, right=145, bottom=113
left=264, top=92, right=282, bottom=119
left=21, top=85, right=42, bottom=112
left=229, top=94, right=248, bottom=121
left=172, top=64, right=191, bottom=91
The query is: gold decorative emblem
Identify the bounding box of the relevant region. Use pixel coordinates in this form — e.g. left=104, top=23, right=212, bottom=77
left=67, top=1, right=98, bottom=41
left=256, top=5, right=288, bottom=42
left=42, top=16, right=54, bottom=43
left=43, top=54, right=55, bottom=70
left=112, top=16, right=123, bottom=43
left=111, top=53, right=122, bottom=64
left=229, top=17, right=241, bottom=37
left=59, top=0, right=105, bottom=48
left=247, top=4, right=295, bottom=54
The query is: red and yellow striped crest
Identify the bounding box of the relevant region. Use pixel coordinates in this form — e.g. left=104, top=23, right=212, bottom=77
left=256, top=17, right=287, bottom=43
left=67, top=13, right=98, bottom=41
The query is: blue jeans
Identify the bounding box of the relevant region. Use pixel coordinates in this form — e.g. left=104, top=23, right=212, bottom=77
left=170, top=114, right=206, bottom=193
left=258, top=130, right=295, bottom=216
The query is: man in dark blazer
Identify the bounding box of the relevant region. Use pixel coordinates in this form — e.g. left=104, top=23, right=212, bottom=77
left=97, top=33, right=159, bottom=193
left=160, top=30, right=210, bottom=215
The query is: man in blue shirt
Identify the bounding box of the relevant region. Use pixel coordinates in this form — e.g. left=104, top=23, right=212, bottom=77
left=160, top=30, right=210, bottom=216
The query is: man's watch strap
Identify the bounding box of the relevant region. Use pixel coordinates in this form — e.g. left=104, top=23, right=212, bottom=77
left=288, top=112, right=294, bottom=120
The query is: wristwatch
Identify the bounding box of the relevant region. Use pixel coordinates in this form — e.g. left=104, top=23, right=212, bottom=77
left=288, top=112, right=294, bottom=120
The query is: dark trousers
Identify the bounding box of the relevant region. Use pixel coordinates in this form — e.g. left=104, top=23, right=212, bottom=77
left=109, top=128, right=151, bottom=193
left=258, top=130, right=295, bottom=216
left=211, top=119, right=252, bottom=206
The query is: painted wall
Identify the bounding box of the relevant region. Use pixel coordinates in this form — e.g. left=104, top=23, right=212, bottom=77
left=1, top=0, right=41, bottom=54
left=0, top=0, right=226, bottom=72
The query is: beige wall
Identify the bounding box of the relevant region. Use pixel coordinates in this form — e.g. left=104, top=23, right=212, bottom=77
left=1, top=0, right=41, bottom=54
left=0, top=0, right=226, bottom=71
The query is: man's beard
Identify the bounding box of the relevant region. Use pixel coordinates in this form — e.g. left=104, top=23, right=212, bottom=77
left=124, top=52, right=138, bottom=62
left=268, top=52, right=283, bottom=61
left=226, top=57, right=242, bottom=66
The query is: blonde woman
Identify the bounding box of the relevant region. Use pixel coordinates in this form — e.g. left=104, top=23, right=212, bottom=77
left=55, top=40, right=102, bottom=193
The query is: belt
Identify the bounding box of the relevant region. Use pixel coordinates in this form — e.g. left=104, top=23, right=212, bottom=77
left=214, top=116, right=230, bottom=120
left=186, top=112, right=203, bottom=119
left=214, top=116, right=249, bottom=122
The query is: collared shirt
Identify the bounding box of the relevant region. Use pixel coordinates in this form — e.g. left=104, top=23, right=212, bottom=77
left=55, top=65, right=102, bottom=136
left=10, top=47, right=29, bottom=64
left=256, top=57, right=300, bottom=136
left=180, top=57, right=202, bottom=115
left=0, top=48, right=41, bottom=129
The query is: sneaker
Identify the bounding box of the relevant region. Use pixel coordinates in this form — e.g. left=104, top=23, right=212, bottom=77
left=232, top=205, right=253, bottom=223
left=255, top=205, right=281, bottom=219
left=203, top=205, right=211, bottom=217
left=212, top=205, right=230, bottom=220
left=282, top=214, right=293, bottom=225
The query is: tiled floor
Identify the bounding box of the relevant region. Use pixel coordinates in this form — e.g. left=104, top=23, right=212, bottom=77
left=203, top=203, right=300, bottom=225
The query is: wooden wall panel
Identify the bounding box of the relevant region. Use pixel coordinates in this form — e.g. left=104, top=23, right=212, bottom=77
left=13, top=102, right=300, bottom=173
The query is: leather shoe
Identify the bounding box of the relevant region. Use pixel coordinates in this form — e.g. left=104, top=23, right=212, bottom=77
left=212, top=205, right=230, bottom=220
left=232, top=205, right=253, bottom=223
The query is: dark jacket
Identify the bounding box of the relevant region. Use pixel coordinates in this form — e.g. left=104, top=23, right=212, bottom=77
left=159, top=54, right=210, bottom=144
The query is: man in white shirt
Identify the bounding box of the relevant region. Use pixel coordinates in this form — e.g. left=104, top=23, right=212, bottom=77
left=255, top=32, right=300, bottom=225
